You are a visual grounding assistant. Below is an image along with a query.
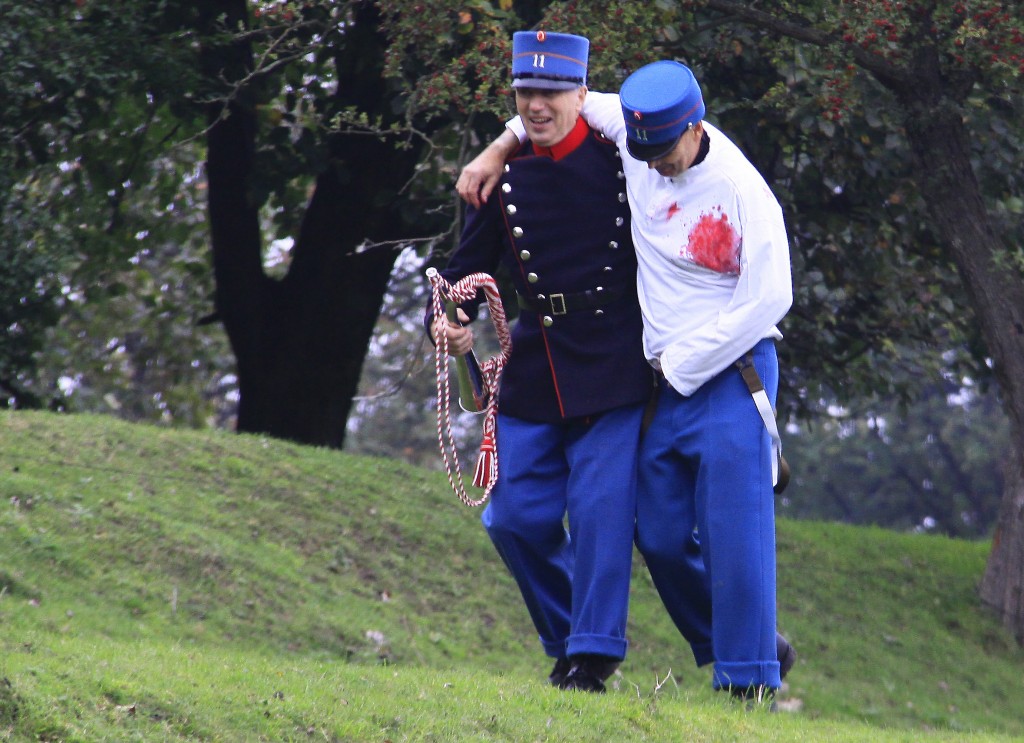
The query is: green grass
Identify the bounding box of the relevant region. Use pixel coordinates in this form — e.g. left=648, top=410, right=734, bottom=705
left=1, top=410, right=1022, bottom=741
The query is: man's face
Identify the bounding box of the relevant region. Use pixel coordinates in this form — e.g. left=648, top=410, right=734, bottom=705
left=646, top=122, right=704, bottom=178
left=515, top=86, right=586, bottom=148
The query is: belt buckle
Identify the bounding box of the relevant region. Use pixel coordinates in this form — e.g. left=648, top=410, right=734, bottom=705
left=549, top=293, right=567, bottom=315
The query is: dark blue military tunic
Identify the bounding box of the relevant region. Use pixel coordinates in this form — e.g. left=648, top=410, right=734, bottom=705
left=433, top=118, right=654, bottom=423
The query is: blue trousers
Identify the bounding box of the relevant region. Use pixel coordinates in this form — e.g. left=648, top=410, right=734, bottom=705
left=481, top=404, right=644, bottom=661
left=637, top=339, right=781, bottom=690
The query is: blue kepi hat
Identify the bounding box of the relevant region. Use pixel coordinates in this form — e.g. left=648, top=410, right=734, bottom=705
left=511, top=30, right=588, bottom=91
left=620, top=61, right=705, bottom=161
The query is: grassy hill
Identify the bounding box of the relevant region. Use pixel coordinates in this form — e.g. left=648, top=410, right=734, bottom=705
left=1, top=410, right=1022, bottom=742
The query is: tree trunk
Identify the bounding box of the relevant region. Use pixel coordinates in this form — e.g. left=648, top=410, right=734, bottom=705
left=896, top=58, right=1024, bottom=643
left=200, top=0, right=421, bottom=448
left=226, top=165, right=403, bottom=449
left=981, top=450, right=1024, bottom=643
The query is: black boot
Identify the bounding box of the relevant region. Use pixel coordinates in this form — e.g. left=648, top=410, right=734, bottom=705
left=777, top=633, right=797, bottom=680
left=548, top=657, right=572, bottom=687
left=729, top=683, right=778, bottom=711
left=559, top=654, right=619, bottom=693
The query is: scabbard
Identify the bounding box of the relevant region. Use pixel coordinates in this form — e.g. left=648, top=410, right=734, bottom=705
left=445, top=302, right=486, bottom=413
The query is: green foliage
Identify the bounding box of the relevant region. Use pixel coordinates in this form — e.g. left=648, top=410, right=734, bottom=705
left=0, top=193, right=64, bottom=405
left=240, top=2, right=356, bottom=234
left=766, top=70, right=980, bottom=404
left=781, top=385, right=1008, bottom=538
left=0, top=0, right=210, bottom=409
left=829, top=1, right=1024, bottom=81
left=378, top=0, right=518, bottom=123
left=1, top=411, right=1023, bottom=740
left=8, top=135, right=237, bottom=425
left=3, top=3, right=148, bottom=167
left=0, top=0, right=203, bottom=178
left=540, top=2, right=684, bottom=90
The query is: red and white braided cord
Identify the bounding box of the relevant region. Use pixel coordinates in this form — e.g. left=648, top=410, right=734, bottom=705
left=429, top=271, right=512, bottom=506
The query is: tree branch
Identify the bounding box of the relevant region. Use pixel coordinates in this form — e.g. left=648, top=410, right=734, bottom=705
left=701, top=0, right=916, bottom=89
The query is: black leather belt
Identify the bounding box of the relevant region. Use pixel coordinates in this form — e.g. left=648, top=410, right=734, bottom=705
left=517, top=285, right=626, bottom=315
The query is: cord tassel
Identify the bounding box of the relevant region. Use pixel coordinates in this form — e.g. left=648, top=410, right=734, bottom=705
left=472, top=414, right=498, bottom=489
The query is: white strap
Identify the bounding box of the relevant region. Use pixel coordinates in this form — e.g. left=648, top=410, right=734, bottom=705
left=750, top=387, right=783, bottom=488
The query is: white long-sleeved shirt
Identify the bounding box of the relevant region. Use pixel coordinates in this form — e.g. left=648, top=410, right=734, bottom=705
left=507, top=93, right=793, bottom=396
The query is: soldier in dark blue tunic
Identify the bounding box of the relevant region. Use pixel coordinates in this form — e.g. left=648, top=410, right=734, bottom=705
left=428, top=31, right=654, bottom=692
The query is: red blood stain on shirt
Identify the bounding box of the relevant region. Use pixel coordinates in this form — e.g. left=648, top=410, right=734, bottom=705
left=667, top=202, right=681, bottom=219
left=685, top=211, right=740, bottom=274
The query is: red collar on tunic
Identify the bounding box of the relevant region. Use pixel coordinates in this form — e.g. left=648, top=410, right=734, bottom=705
left=531, top=117, right=590, bottom=161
